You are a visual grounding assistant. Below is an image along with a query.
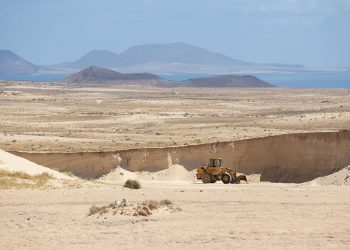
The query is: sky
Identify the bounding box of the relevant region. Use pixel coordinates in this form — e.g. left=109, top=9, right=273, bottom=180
left=0, top=0, right=349, bottom=67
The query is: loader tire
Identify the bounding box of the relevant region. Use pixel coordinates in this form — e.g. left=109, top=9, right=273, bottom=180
left=202, top=173, right=212, bottom=184
left=230, top=175, right=237, bottom=184
left=221, top=173, right=232, bottom=184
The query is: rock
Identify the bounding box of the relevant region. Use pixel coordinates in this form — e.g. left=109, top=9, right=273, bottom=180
left=142, top=206, right=152, bottom=215
left=138, top=210, right=148, bottom=216
left=121, top=199, right=129, bottom=207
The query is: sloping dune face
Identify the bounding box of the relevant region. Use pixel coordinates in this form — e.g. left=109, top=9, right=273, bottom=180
left=12, top=130, right=350, bottom=183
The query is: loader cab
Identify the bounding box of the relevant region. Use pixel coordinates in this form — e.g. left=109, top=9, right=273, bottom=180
left=208, top=158, right=222, bottom=168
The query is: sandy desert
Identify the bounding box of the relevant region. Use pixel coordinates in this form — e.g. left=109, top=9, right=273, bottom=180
left=1, top=81, right=350, bottom=249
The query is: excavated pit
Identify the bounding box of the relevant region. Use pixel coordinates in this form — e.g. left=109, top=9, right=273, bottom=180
left=12, top=130, right=350, bottom=183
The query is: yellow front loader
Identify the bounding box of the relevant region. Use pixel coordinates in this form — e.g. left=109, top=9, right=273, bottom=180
left=196, top=158, right=247, bottom=184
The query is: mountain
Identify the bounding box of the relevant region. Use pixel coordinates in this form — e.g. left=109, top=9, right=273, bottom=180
left=0, top=50, right=38, bottom=74
left=181, top=74, right=274, bottom=87
left=57, top=42, right=254, bottom=73
left=65, top=50, right=119, bottom=69
left=62, top=66, right=163, bottom=85
left=117, top=42, right=252, bottom=67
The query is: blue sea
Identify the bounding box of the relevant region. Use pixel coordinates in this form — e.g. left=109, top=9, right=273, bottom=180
left=1, top=71, right=350, bottom=88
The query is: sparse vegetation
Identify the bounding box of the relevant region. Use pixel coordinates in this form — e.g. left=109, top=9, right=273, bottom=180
left=88, top=205, right=109, bottom=216
left=142, top=199, right=173, bottom=210
left=124, top=179, right=141, bottom=189
left=0, top=169, right=53, bottom=189
left=160, top=199, right=173, bottom=206
left=63, top=171, right=77, bottom=177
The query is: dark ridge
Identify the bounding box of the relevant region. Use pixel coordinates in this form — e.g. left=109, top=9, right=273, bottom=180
left=181, top=74, right=275, bottom=87
left=62, top=66, right=162, bottom=84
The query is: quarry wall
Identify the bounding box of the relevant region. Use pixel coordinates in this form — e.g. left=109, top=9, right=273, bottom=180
left=12, top=130, right=350, bottom=183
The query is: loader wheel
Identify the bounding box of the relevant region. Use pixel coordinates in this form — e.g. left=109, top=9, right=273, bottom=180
left=202, top=173, right=212, bottom=184
left=230, top=175, right=237, bottom=184
left=221, top=173, right=232, bottom=184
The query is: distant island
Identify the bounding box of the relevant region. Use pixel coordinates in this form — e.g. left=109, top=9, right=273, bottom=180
left=0, top=43, right=309, bottom=76
left=61, top=66, right=274, bottom=88
left=0, top=50, right=38, bottom=74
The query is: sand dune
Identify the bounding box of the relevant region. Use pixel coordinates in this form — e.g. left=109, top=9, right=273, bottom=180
left=100, top=164, right=197, bottom=183
left=0, top=149, right=71, bottom=179
left=309, top=166, right=350, bottom=186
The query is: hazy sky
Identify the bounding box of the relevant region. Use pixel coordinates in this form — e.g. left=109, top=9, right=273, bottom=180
left=1, top=0, right=349, bottom=67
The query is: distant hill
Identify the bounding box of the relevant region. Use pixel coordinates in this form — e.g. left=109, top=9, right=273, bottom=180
left=65, top=50, right=119, bottom=69
left=62, top=66, right=163, bottom=85
left=0, top=50, right=38, bottom=74
left=181, top=74, right=275, bottom=87
left=62, top=66, right=273, bottom=88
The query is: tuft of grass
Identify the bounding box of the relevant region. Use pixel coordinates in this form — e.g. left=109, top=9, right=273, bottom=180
left=142, top=200, right=160, bottom=210
left=0, top=169, right=53, bottom=189
left=142, top=199, right=173, bottom=210
left=63, top=171, right=77, bottom=178
left=123, top=179, right=141, bottom=189
left=160, top=199, right=173, bottom=206
left=0, top=170, right=32, bottom=179
left=88, top=205, right=109, bottom=216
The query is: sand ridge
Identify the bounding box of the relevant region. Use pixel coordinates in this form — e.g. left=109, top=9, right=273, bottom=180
left=100, top=164, right=197, bottom=183
left=0, top=149, right=71, bottom=179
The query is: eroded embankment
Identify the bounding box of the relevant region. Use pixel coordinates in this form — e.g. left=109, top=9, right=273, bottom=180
left=12, top=130, right=350, bottom=183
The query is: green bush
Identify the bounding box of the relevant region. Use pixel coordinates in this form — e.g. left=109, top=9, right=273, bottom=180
left=123, top=179, right=141, bottom=189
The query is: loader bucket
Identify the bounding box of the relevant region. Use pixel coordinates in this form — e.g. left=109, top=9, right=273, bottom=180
left=236, top=175, right=248, bottom=184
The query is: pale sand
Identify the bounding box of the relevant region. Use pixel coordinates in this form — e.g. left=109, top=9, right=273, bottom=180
left=0, top=157, right=349, bottom=249
left=0, top=182, right=349, bottom=249
left=0, top=149, right=71, bottom=179
left=100, top=165, right=197, bottom=183
left=309, top=166, right=350, bottom=186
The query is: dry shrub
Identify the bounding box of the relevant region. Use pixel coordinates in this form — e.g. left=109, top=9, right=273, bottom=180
left=142, top=200, right=160, bottom=210
left=124, top=179, right=141, bottom=189
left=142, top=199, right=173, bottom=210
left=0, top=169, right=53, bottom=189
left=63, top=171, right=77, bottom=177
left=160, top=199, right=173, bottom=206
left=88, top=205, right=109, bottom=216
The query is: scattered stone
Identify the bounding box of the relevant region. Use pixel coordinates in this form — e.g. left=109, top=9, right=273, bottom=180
left=138, top=209, right=148, bottom=216
left=121, top=199, right=129, bottom=207
left=88, top=199, right=179, bottom=218
left=142, top=206, right=152, bottom=215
